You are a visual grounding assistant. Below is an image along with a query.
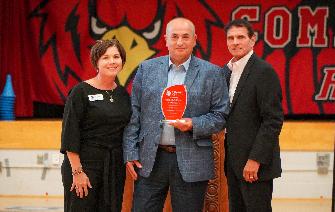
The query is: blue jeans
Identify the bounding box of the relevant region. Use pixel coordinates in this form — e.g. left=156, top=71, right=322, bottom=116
left=132, top=149, right=208, bottom=212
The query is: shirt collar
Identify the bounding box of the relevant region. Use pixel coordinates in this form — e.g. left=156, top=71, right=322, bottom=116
left=169, top=55, right=192, bottom=72
left=227, top=50, right=253, bottom=71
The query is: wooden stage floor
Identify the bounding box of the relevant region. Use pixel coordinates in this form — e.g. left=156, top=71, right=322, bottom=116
left=0, top=197, right=331, bottom=212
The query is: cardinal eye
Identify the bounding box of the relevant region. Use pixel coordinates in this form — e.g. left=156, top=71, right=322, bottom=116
left=91, top=17, right=107, bottom=35
left=142, top=20, right=161, bottom=40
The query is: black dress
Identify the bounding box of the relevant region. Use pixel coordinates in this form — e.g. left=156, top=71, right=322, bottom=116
left=60, top=82, right=131, bottom=212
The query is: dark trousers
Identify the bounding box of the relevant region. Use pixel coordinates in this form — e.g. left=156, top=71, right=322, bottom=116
left=226, top=162, right=273, bottom=212
left=132, top=149, right=208, bottom=212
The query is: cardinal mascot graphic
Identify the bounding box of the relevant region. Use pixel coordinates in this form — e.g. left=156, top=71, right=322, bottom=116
left=27, top=0, right=335, bottom=116
left=28, top=0, right=222, bottom=102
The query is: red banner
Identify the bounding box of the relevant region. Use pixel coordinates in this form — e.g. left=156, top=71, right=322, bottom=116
left=0, top=0, right=334, bottom=117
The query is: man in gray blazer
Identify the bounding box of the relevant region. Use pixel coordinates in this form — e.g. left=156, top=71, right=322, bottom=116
left=123, top=17, right=229, bottom=211
left=223, top=19, right=284, bottom=212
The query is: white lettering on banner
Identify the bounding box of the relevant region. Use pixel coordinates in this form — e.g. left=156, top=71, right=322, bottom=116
left=315, top=67, right=335, bottom=101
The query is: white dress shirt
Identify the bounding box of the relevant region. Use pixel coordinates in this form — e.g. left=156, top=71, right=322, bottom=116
left=160, top=56, right=191, bottom=145
left=227, top=50, right=253, bottom=104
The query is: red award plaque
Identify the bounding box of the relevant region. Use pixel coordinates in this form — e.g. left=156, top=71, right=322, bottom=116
left=161, top=85, right=187, bottom=121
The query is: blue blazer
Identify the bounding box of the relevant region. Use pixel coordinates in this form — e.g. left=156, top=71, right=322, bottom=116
left=123, top=55, right=229, bottom=182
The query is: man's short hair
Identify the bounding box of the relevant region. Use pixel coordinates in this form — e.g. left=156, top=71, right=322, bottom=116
left=224, top=19, right=255, bottom=38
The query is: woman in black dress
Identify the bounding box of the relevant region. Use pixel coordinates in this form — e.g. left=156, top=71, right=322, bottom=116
left=60, top=39, right=131, bottom=211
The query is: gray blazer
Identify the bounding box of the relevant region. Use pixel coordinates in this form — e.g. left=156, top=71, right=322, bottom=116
left=123, top=55, right=229, bottom=182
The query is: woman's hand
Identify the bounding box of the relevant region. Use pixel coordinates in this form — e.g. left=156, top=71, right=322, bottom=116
left=66, top=151, right=92, bottom=198
left=70, top=171, right=92, bottom=198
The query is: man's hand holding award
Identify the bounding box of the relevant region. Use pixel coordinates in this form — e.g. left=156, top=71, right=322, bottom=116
left=161, top=85, right=192, bottom=131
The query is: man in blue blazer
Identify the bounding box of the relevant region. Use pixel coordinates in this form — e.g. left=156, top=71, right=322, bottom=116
left=223, top=19, right=284, bottom=212
left=123, top=17, right=229, bottom=211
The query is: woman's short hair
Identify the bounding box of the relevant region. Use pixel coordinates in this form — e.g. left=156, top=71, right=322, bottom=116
left=90, top=39, right=126, bottom=69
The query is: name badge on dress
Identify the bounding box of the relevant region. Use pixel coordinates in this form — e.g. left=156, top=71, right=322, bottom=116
left=88, top=94, right=104, bottom=101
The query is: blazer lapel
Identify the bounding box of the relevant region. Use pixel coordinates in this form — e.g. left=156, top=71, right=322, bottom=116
left=155, top=57, right=169, bottom=121
left=182, top=56, right=199, bottom=117
left=157, top=56, right=170, bottom=93
left=222, top=65, right=232, bottom=88
left=230, top=54, right=256, bottom=109
left=183, top=56, right=200, bottom=93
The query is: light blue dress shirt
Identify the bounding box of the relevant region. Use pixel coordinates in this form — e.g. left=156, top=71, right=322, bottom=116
left=160, top=56, right=191, bottom=145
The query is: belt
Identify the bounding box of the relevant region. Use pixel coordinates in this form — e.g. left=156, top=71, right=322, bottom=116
left=158, top=145, right=176, bottom=153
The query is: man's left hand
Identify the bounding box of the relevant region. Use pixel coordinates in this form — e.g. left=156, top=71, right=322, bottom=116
left=243, top=159, right=260, bottom=183
left=169, top=118, right=192, bottom=131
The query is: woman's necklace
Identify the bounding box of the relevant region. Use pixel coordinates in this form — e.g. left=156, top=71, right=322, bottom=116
left=105, top=90, right=114, bottom=102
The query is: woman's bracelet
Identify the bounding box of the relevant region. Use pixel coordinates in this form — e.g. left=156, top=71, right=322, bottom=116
left=72, top=166, right=83, bottom=176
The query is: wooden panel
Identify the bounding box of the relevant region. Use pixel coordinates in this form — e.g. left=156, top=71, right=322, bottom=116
left=1, top=121, right=334, bottom=151
left=0, top=121, right=61, bottom=149
left=279, top=121, right=335, bottom=151
left=204, top=130, right=228, bottom=212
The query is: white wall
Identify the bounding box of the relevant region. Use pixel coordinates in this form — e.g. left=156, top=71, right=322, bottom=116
left=274, top=151, right=334, bottom=198
left=0, top=150, right=63, bottom=196
left=0, top=150, right=333, bottom=198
